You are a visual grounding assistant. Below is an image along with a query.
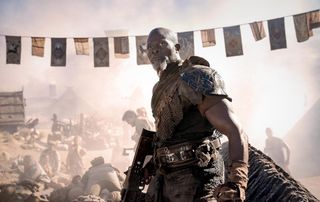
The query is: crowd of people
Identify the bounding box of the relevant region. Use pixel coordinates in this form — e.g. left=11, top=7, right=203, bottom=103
left=0, top=110, right=146, bottom=201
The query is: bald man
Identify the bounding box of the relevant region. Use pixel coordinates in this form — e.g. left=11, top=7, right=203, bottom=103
left=142, top=27, right=248, bottom=202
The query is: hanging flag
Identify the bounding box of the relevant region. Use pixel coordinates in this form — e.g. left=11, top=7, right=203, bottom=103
left=31, top=37, right=45, bottom=57
left=268, top=18, right=287, bottom=50
left=6, top=36, right=21, bottom=64
left=200, top=29, right=216, bottom=47
left=249, top=21, right=266, bottom=41
left=223, top=25, right=243, bottom=57
left=308, top=10, right=320, bottom=29
left=178, top=31, right=194, bottom=60
left=51, top=38, right=66, bottom=66
left=114, top=36, right=129, bottom=58
left=293, top=13, right=312, bottom=42
left=93, top=37, right=109, bottom=67
left=136, top=35, right=150, bottom=65
left=74, top=38, right=89, bottom=55
left=293, top=10, right=320, bottom=43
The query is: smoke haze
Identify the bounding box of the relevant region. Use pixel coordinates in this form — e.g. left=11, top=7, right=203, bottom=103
left=0, top=0, right=319, bottom=151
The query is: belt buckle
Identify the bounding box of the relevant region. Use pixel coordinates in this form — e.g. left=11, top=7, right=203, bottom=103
left=179, top=145, right=189, bottom=161
left=165, top=153, right=176, bottom=163
left=163, top=147, right=175, bottom=163
left=179, top=151, right=188, bottom=161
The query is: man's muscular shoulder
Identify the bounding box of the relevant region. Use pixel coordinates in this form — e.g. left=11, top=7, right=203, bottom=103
left=180, top=56, right=229, bottom=98
left=185, top=55, right=211, bottom=67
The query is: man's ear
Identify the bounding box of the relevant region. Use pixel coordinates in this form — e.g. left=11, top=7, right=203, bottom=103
left=175, top=44, right=180, bottom=51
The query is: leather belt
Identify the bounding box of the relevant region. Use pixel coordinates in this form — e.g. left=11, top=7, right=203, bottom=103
left=156, top=136, right=221, bottom=168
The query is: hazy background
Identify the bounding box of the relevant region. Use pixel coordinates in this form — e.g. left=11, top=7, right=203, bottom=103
left=0, top=0, right=319, bottom=150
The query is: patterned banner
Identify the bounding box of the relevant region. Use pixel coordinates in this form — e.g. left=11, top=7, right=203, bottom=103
left=223, top=25, right=243, bottom=57
left=1, top=10, right=319, bottom=66
left=294, top=13, right=312, bottom=42
left=178, top=31, right=194, bottom=60
left=114, top=36, right=129, bottom=58
left=32, top=37, right=45, bottom=57
left=51, top=38, right=66, bottom=66
left=250, top=21, right=266, bottom=41
left=200, top=29, right=216, bottom=47
left=6, top=36, right=21, bottom=64
left=135, top=35, right=150, bottom=65
left=268, top=18, right=287, bottom=50
left=93, top=37, right=109, bottom=67
left=74, top=38, right=89, bottom=55
left=308, top=10, right=320, bottom=29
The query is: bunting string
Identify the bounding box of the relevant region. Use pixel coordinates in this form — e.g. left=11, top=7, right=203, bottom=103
left=1, top=9, right=319, bottom=67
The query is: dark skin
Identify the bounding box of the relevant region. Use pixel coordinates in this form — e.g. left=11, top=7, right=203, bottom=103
left=146, top=28, right=249, bottom=200
left=203, top=98, right=248, bottom=163
left=147, top=28, right=181, bottom=75
left=147, top=27, right=248, bottom=165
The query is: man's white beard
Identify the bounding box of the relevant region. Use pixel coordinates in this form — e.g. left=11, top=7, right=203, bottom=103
left=153, top=57, right=168, bottom=76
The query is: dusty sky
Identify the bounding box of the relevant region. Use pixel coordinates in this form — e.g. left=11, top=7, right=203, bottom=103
left=0, top=0, right=320, bottom=149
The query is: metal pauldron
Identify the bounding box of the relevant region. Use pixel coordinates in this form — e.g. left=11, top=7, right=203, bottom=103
left=155, top=136, right=221, bottom=169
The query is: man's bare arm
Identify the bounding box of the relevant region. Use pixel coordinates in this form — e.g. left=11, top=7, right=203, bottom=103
left=199, top=97, right=248, bottom=163
left=199, top=97, right=249, bottom=201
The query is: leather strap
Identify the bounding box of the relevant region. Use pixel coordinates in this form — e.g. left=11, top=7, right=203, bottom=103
left=155, top=137, right=221, bottom=168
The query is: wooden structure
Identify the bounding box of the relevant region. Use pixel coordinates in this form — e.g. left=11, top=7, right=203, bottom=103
left=0, top=91, right=25, bottom=133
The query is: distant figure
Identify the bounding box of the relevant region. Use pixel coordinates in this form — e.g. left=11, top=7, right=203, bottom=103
left=81, top=156, right=122, bottom=201
left=51, top=113, right=61, bottom=134
left=264, top=127, right=291, bottom=173
left=66, top=136, right=86, bottom=177
left=49, top=175, right=85, bottom=202
left=15, top=155, right=51, bottom=184
left=51, top=113, right=69, bottom=136
left=66, top=175, right=85, bottom=202
left=24, top=118, right=40, bottom=145
left=136, top=107, right=155, bottom=129
left=122, top=110, right=153, bottom=148
left=39, top=141, right=61, bottom=176
left=136, top=107, right=147, bottom=118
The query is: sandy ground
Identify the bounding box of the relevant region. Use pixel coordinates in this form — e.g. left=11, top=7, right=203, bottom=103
left=0, top=132, right=319, bottom=200
left=0, top=131, right=134, bottom=181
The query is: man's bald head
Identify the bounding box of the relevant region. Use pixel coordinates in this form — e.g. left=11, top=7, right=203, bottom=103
left=147, top=27, right=181, bottom=75
left=147, top=27, right=178, bottom=44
